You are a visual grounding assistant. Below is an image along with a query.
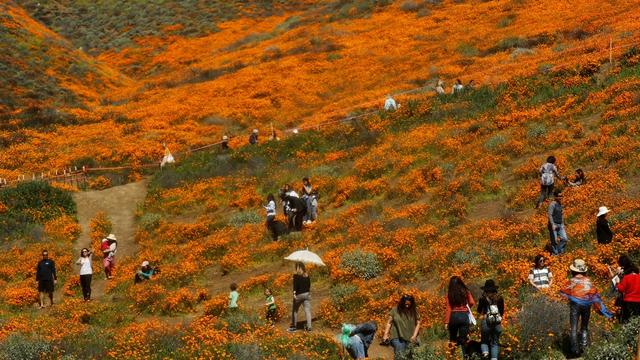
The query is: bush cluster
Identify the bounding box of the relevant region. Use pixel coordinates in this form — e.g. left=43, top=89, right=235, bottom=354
left=340, top=250, right=383, bottom=280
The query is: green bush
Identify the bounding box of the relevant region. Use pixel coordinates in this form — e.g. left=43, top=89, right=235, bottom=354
left=584, top=342, right=632, bottom=360
left=219, top=310, right=263, bottom=334
left=139, top=213, right=163, bottom=231
left=340, top=250, right=382, bottom=280
left=229, top=211, right=262, bottom=228
left=527, top=123, right=547, bottom=138
left=485, top=134, right=507, bottom=150
left=0, top=333, right=50, bottom=360
left=516, top=294, right=568, bottom=354
left=228, top=343, right=263, bottom=360
left=457, top=42, right=479, bottom=57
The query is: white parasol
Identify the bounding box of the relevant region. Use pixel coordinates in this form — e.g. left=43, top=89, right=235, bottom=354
left=284, top=249, right=326, bottom=266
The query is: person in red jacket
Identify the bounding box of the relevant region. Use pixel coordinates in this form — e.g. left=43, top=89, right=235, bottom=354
left=445, top=276, right=476, bottom=357
left=616, top=255, right=640, bottom=323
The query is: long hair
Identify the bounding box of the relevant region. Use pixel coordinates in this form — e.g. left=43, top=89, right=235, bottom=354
left=267, top=194, right=274, bottom=202
left=619, top=255, right=640, bottom=275
left=534, top=254, right=545, bottom=269
left=448, top=276, right=469, bottom=307
left=80, top=248, right=90, bottom=257
left=396, top=294, right=418, bottom=321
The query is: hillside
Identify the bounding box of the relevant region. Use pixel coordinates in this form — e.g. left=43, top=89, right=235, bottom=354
left=2, top=1, right=640, bottom=359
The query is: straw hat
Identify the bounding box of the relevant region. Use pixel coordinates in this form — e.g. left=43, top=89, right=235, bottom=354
left=570, top=259, right=588, bottom=273
left=597, top=206, right=610, bottom=217
left=106, top=234, right=117, bottom=241
left=252, top=129, right=259, bottom=134
left=141, top=261, right=149, bottom=267
left=222, top=135, right=228, bottom=140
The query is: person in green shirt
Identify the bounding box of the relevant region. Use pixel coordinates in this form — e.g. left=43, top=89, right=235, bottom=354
left=229, top=283, right=239, bottom=310
left=382, top=294, right=421, bottom=359
left=265, top=288, right=277, bottom=325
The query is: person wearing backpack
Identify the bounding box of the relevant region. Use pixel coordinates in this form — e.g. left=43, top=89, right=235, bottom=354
left=478, top=280, right=504, bottom=360
left=548, top=190, right=568, bottom=255
left=535, top=156, right=560, bottom=209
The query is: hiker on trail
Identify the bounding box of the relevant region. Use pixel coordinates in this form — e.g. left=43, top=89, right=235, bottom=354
left=548, top=190, right=568, bottom=255
left=452, top=79, right=464, bottom=94
left=281, top=190, right=307, bottom=231
left=615, top=255, right=640, bottom=323
left=221, top=135, right=230, bottom=150
left=229, top=282, right=239, bottom=310
left=288, top=262, right=312, bottom=332
left=565, top=168, right=585, bottom=187
left=160, top=143, right=175, bottom=168
left=478, top=280, right=504, bottom=360
left=264, top=194, right=277, bottom=237
left=36, top=250, right=57, bottom=308
left=134, top=261, right=157, bottom=284
left=528, top=254, right=553, bottom=290
left=536, top=156, right=560, bottom=208
left=596, top=206, right=613, bottom=245
left=445, top=276, right=475, bottom=357
left=341, top=322, right=377, bottom=360
left=560, top=259, right=613, bottom=357
left=75, top=248, right=93, bottom=301
left=249, top=129, right=259, bottom=145
left=384, top=95, right=398, bottom=111
left=383, top=294, right=421, bottom=359
left=436, top=80, right=446, bottom=95
left=300, top=177, right=318, bottom=225
left=101, top=234, right=118, bottom=279
left=265, top=288, right=277, bottom=325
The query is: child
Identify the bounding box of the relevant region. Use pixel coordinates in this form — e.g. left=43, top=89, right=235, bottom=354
left=229, top=283, right=239, bottom=310
left=265, top=288, right=277, bottom=325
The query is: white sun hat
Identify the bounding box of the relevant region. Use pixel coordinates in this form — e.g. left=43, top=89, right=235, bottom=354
left=141, top=261, right=149, bottom=267
left=106, top=234, right=117, bottom=241
left=597, top=206, right=610, bottom=217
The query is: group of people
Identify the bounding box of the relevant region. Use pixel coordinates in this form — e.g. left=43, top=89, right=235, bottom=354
left=35, top=232, right=158, bottom=306
left=436, top=79, right=475, bottom=96
left=264, top=177, right=319, bottom=240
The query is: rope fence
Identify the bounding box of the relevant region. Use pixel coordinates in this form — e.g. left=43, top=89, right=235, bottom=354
left=1, top=35, right=638, bottom=189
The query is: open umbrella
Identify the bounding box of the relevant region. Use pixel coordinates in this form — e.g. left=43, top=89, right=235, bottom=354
left=284, top=249, right=325, bottom=266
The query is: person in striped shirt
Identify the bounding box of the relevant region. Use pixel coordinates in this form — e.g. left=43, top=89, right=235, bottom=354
left=528, top=254, right=553, bottom=289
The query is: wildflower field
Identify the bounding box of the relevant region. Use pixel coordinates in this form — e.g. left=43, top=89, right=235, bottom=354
left=1, top=0, right=640, bottom=359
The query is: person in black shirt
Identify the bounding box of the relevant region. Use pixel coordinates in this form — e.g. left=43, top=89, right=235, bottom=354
left=36, top=250, right=57, bottom=308
left=249, top=129, right=258, bottom=145
left=288, top=262, right=312, bottom=332
left=596, top=206, right=613, bottom=244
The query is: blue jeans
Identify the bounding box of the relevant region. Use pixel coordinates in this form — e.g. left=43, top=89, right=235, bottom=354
left=390, top=338, right=409, bottom=360
left=570, top=301, right=590, bottom=355
left=481, top=319, right=502, bottom=360
left=303, top=196, right=317, bottom=222
left=347, top=335, right=366, bottom=359
left=549, top=222, right=568, bottom=255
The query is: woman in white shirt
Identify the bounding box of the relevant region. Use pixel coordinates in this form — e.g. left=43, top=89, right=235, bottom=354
left=76, top=248, right=93, bottom=301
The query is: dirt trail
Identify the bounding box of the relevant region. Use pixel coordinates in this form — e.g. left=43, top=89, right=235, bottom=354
left=71, top=180, right=148, bottom=300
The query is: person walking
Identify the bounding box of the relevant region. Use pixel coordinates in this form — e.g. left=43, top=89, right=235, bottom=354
left=249, top=129, right=259, bottom=145
left=548, top=190, right=568, bottom=255
left=536, top=156, right=560, bottom=208
left=341, top=322, right=377, bottom=360
left=265, top=288, right=277, bottom=325
left=264, top=194, right=277, bottom=238
left=228, top=283, right=239, bottom=310
left=445, top=276, right=475, bottom=357
left=560, top=259, right=613, bottom=357
left=221, top=135, right=230, bottom=150
left=616, top=256, right=640, bottom=323
left=101, top=234, right=117, bottom=279
left=300, top=177, right=318, bottom=224
left=478, top=280, right=504, bottom=360
left=75, top=248, right=93, bottom=301
left=36, top=250, right=57, bottom=308
left=382, top=294, right=421, bottom=359
left=528, top=254, right=554, bottom=290
left=596, top=206, right=613, bottom=244
left=435, top=80, right=446, bottom=95
left=288, top=262, right=312, bottom=332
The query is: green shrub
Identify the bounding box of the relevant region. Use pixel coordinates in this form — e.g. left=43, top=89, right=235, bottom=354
left=228, top=343, right=263, bottom=360
left=139, top=213, right=163, bottom=231
left=485, top=134, right=507, bottom=150
left=527, top=123, right=547, bottom=138
left=584, top=342, right=632, bottom=360
left=340, top=250, right=382, bottom=280
left=0, top=333, right=50, bottom=360
left=457, top=42, right=479, bottom=57
left=330, top=283, right=365, bottom=311
left=497, top=14, right=516, bottom=28
left=516, top=294, right=568, bottom=353
left=219, top=310, right=263, bottom=334
left=228, top=211, right=262, bottom=228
